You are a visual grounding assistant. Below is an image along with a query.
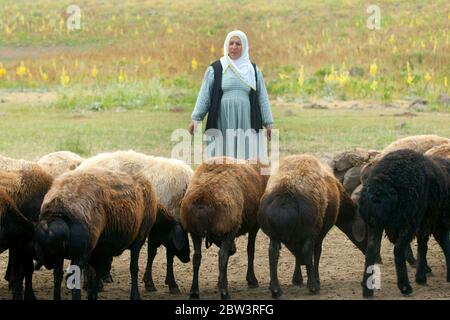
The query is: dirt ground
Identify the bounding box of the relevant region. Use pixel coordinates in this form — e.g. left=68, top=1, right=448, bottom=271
left=1, top=227, right=449, bottom=300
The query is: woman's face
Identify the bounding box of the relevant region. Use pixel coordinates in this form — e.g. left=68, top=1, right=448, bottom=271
left=228, top=36, right=242, bottom=60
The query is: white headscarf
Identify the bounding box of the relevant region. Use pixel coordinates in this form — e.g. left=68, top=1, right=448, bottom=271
left=220, top=30, right=256, bottom=90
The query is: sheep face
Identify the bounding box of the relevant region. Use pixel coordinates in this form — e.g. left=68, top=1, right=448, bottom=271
left=168, top=224, right=190, bottom=263
left=358, top=181, right=398, bottom=228
left=34, top=219, right=70, bottom=269
left=34, top=218, right=89, bottom=269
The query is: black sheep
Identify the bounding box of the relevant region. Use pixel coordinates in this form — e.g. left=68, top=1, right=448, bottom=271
left=359, top=149, right=450, bottom=297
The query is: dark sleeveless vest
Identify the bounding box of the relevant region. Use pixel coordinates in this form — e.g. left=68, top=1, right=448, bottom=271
left=205, top=60, right=263, bottom=133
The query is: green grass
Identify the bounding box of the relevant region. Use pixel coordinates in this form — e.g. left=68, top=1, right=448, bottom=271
left=1, top=101, right=449, bottom=161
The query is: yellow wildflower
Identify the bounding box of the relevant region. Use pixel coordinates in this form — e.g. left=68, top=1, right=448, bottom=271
left=369, top=63, right=378, bottom=77
left=16, top=61, right=27, bottom=77
left=91, top=66, right=98, bottom=78
left=389, top=34, right=395, bottom=45
left=60, top=67, right=70, bottom=86
left=117, top=69, right=126, bottom=83
left=297, top=65, right=305, bottom=87
left=191, top=58, right=198, bottom=71
left=424, top=72, right=431, bottom=82
left=0, top=63, right=6, bottom=78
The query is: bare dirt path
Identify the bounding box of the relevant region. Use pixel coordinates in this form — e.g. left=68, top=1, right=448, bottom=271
left=1, top=227, right=449, bottom=300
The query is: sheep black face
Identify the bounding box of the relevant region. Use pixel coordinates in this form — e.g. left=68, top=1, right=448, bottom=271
left=359, top=181, right=398, bottom=229
left=34, top=219, right=70, bottom=269
left=169, top=224, right=190, bottom=263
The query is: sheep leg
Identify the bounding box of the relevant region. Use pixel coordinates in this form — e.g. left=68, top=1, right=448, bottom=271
left=143, top=243, right=158, bottom=292
left=189, top=234, right=202, bottom=300
left=246, top=227, right=259, bottom=288
left=304, top=239, right=319, bottom=294
left=292, top=255, right=303, bottom=286
left=269, top=238, right=282, bottom=299
left=313, top=238, right=324, bottom=286
left=9, top=247, right=24, bottom=300
left=23, top=255, right=36, bottom=300
left=361, top=227, right=383, bottom=298
left=394, top=237, right=413, bottom=296
left=415, top=235, right=429, bottom=285
left=165, top=250, right=181, bottom=294
left=87, top=266, right=101, bottom=300
left=53, top=258, right=64, bottom=300
left=70, top=260, right=83, bottom=300
left=129, top=243, right=142, bottom=300
left=433, top=227, right=450, bottom=282
left=5, top=253, right=11, bottom=282
left=405, top=244, right=417, bottom=267
left=218, top=232, right=235, bottom=300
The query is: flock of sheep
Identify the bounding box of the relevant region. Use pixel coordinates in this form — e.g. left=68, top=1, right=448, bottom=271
left=0, top=134, right=449, bottom=300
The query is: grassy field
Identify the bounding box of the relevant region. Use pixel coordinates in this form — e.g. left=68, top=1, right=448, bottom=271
left=1, top=98, right=449, bottom=161
left=0, top=0, right=449, bottom=160
left=0, top=0, right=448, bottom=110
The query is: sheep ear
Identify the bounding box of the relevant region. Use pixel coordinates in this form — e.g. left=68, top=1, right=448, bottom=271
left=172, top=225, right=186, bottom=251
left=352, top=215, right=367, bottom=243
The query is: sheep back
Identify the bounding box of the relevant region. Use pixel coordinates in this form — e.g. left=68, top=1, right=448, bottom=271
left=40, top=167, right=157, bottom=253
left=259, top=154, right=342, bottom=244
left=77, top=150, right=193, bottom=217
left=37, top=151, right=84, bottom=178
left=180, top=157, right=268, bottom=238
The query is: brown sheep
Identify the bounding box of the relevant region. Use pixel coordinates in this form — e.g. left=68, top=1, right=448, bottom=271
left=0, top=189, right=34, bottom=299
left=0, top=167, right=53, bottom=300
left=34, top=167, right=157, bottom=300
left=180, top=157, right=269, bottom=300
left=425, top=143, right=450, bottom=159
left=258, top=154, right=358, bottom=297
left=361, top=135, right=450, bottom=183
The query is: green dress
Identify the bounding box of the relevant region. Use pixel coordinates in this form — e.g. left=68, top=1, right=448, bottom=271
left=191, top=65, right=273, bottom=160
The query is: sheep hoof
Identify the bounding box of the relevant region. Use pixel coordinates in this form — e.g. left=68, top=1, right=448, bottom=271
left=308, top=285, right=320, bottom=295
left=24, top=291, right=37, bottom=301
left=415, top=276, right=427, bottom=285
left=400, top=285, right=413, bottom=296
left=220, top=291, right=230, bottom=300
left=190, top=292, right=200, bottom=300
left=362, top=287, right=374, bottom=298
left=131, top=292, right=141, bottom=300
left=145, top=283, right=157, bottom=292
left=247, top=277, right=259, bottom=288
left=101, top=274, right=113, bottom=284
left=271, top=288, right=282, bottom=299
left=169, top=286, right=181, bottom=294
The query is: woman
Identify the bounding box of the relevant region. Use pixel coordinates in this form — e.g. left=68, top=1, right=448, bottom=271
left=188, top=30, right=273, bottom=160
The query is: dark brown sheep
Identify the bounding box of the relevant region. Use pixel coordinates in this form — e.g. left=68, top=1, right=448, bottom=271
left=258, top=154, right=358, bottom=297
left=0, top=167, right=53, bottom=300
left=180, top=157, right=269, bottom=300
left=34, top=167, right=157, bottom=300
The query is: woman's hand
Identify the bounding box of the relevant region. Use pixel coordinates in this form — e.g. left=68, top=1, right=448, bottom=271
left=188, top=120, right=200, bottom=135
left=265, top=124, right=273, bottom=141
left=188, top=122, right=195, bottom=135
